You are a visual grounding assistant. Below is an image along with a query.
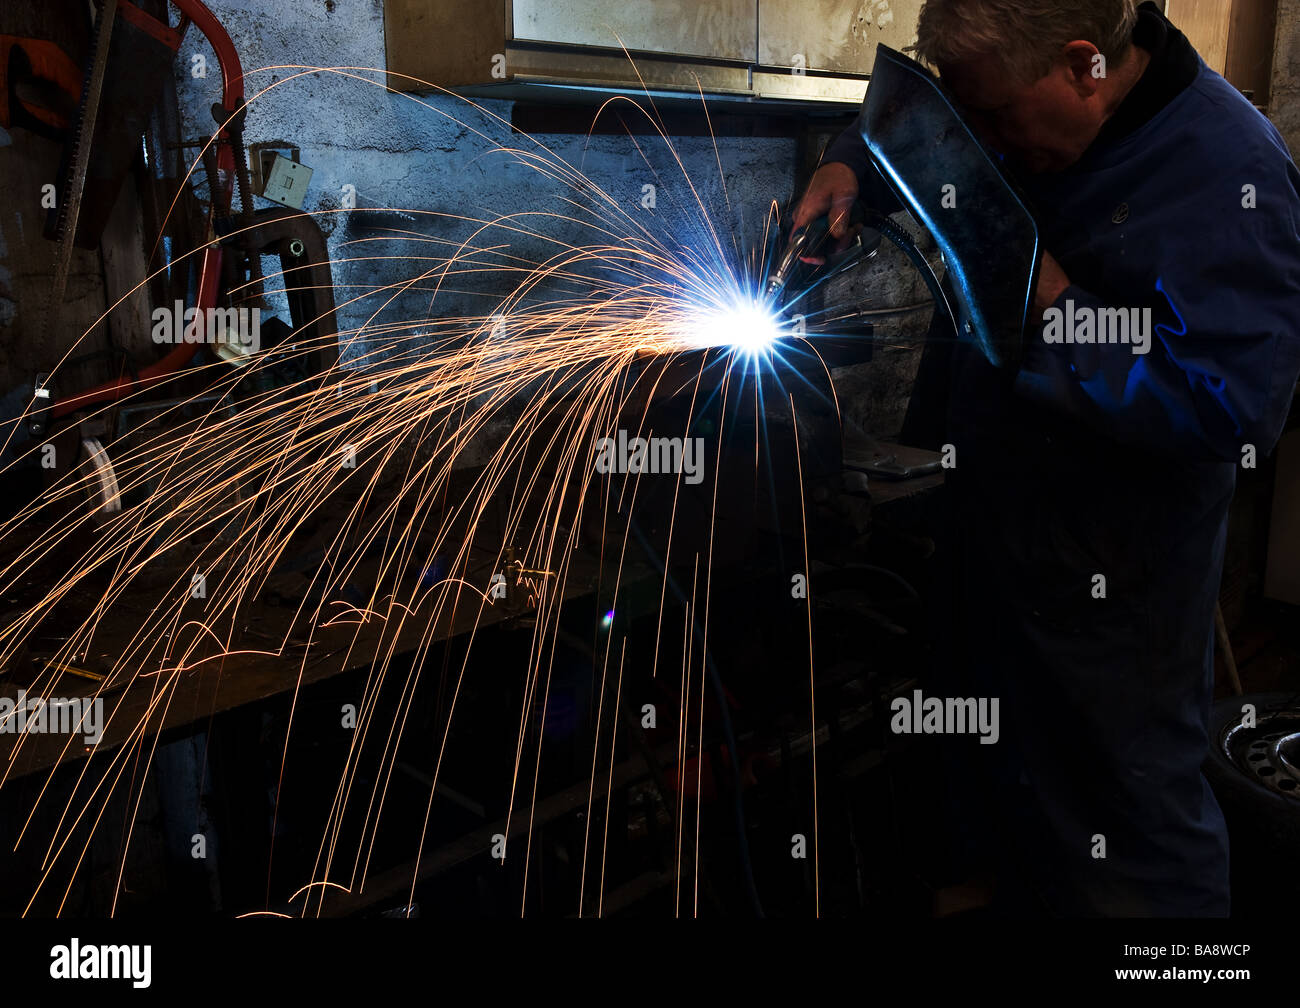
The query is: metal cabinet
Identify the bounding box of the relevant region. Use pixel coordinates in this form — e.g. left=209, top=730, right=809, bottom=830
left=760, top=0, right=912, bottom=73
left=512, top=0, right=756, bottom=61
left=384, top=0, right=923, bottom=108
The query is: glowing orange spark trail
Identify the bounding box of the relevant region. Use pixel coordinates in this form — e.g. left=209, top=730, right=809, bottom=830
left=0, top=58, right=839, bottom=920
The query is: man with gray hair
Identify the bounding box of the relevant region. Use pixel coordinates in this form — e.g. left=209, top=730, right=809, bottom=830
left=795, top=1, right=1300, bottom=915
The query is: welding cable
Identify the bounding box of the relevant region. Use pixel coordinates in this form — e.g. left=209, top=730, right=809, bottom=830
left=627, top=517, right=766, bottom=918
left=807, top=302, right=936, bottom=329
left=859, top=209, right=956, bottom=331
left=851, top=302, right=935, bottom=316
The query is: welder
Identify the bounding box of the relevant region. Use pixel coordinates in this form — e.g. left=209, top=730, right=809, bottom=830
left=792, top=0, right=1300, bottom=914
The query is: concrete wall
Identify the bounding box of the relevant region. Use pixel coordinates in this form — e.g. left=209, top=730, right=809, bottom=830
left=1270, top=0, right=1300, bottom=156
left=170, top=1, right=943, bottom=443
left=172, top=0, right=799, bottom=368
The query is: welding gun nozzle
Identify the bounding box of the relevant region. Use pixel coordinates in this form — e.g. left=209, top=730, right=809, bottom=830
left=767, top=229, right=811, bottom=301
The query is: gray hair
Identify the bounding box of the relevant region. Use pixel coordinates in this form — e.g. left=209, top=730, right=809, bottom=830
left=915, top=0, right=1139, bottom=83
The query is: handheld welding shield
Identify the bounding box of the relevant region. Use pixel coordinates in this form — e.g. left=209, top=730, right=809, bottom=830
left=856, top=44, right=1041, bottom=370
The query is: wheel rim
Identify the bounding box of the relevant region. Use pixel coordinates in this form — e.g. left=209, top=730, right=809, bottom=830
left=1221, top=706, right=1300, bottom=800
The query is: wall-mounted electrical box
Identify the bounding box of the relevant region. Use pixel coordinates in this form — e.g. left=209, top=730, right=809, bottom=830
left=260, top=153, right=313, bottom=211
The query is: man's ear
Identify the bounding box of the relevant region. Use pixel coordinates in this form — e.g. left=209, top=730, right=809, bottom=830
left=1061, top=40, right=1103, bottom=97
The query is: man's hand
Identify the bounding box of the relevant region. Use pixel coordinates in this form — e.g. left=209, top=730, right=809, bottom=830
left=1035, top=251, right=1071, bottom=314
left=791, top=162, right=860, bottom=264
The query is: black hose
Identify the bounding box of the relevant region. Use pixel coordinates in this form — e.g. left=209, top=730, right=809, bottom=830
left=860, top=209, right=957, bottom=328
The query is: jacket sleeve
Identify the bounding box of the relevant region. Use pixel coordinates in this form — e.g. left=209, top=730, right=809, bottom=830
left=822, top=126, right=904, bottom=216
left=1013, top=164, right=1300, bottom=462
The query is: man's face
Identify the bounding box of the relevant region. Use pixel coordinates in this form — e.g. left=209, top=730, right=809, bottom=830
left=940, top=50, right=1106, bottom=174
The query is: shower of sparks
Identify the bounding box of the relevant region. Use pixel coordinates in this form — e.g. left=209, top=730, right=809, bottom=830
left=0, top=62, right=865, bottom=919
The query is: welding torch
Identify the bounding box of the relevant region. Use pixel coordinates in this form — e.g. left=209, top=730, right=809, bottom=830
left=767, top=202, right=957, bottom=333
left=765, top=201, right=877, bottom=309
